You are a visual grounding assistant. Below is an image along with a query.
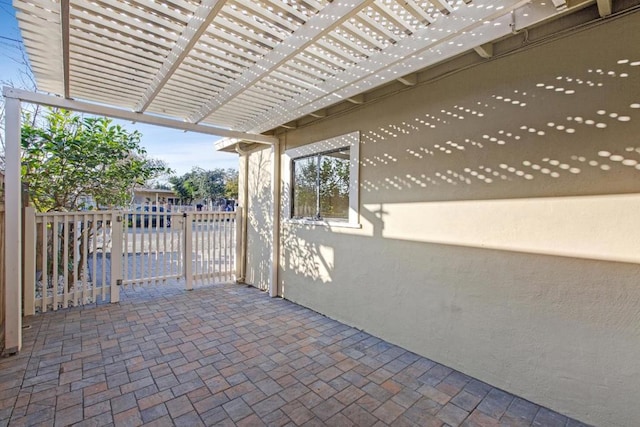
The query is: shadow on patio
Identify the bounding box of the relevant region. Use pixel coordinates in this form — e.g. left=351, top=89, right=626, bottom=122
left=0, top=283, right=589, bottom=427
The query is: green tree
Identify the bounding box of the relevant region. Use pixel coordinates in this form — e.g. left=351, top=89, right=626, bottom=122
left=169, top=171, right=197, bottom=205
left=224, top=168, right=239, bottom=199
left=169, top=167, right=238, bottom=205
left=192, top=167, right=225, bottom=204
left=21, top=109, right=170, bottom=212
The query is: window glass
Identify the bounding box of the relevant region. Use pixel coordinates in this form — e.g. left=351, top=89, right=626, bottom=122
left=292, top=147, right=350, bottom=220
left=292, top=155, right=318, bottom=219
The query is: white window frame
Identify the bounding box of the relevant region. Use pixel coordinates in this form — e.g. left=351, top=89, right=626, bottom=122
left=283, top=131, right=360, bottom=228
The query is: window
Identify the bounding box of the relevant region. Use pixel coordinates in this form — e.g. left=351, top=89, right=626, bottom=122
left=292, top=147, right=350, bottom=220
left=284, top=131, right=360, bottom=227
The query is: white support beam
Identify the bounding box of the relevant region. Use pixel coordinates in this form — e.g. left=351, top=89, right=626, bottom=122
left=346, top=94, right=365, bottom=104
left=309, top=109, right=327, bottom=118
left=551, top=0, right=568, bottom=10
left=269, top=141, right=281, bottom=298
left=190, top=0, right=374, bottom=123
left=4, top=97, right=22, bottom=354
left=429, top=0, right=454, bottom=15
left=397, top=74, right=418, bottom=86
left=597, top=0, right=613, bottom=16
left=2, top=87, right=277, bottom=145
left=403, top=0, right=436, bottom=25
left=474, top=43, right=494, bottom=58
left=135, top=0, right=227, bottom=112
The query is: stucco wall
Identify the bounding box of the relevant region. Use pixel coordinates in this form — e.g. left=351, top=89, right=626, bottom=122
left=243, top=147, right=273, bottom=291
left=247, top=13, right=640, bottom=427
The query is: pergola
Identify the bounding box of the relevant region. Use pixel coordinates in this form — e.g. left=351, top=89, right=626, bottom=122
left=4, top=0, right=611, bottom=352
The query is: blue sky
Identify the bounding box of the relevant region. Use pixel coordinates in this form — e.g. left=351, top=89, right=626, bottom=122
left=0, top=3, right=238, bottom=177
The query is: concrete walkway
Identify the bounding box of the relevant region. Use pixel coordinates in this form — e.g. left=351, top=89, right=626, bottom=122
left=0, top=283, right=591, bottom=426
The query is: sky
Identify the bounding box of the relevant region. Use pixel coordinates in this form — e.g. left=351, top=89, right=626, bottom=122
left=0, top=2, right=239, bottom=177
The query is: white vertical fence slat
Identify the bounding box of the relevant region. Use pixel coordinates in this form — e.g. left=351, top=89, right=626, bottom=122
left=154, top=210, right=160, bottom=284
left=52, top=216, right=59, bottom=309
left=62, top=215, right=70, bottom=306
left=161, top=213, right=167, bottom=280
left=146, top=214, right=152, bottom=285
left=184, top=212, right=194, bottom=290
left=110, top=212, right=122, bottom=303
left=40, top=217, right=48, bottom=313
left=193, top=213, right=199, bottom=285
left=131, top=217, right=137, bottom=286
left=23, top=208, right=37, bottom=316
left=84, top=214, right=91, bottom=305
left=72, top=214, right=80, bottom=307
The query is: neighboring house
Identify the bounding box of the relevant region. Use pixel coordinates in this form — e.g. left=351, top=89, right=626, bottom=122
left=131, top=187, right=180, bottom=207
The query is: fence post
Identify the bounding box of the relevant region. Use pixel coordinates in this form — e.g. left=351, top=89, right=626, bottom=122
left=110, top=212, right=123, bottom=303
left=23, top=207, right=36, bottom=316
left=4, top=96, right=22, bottom=353
left=184, top=213, right=193, bottom=290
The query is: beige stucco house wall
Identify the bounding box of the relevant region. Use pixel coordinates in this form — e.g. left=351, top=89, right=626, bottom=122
left=240, top=148, right=273, bottom=291
left=242, top=12, right=640, bottom=427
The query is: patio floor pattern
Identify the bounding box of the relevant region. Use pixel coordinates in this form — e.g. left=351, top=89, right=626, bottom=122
left=0, top=282, right=591, bottom=427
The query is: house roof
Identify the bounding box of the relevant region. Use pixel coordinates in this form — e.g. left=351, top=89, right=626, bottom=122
left=15, top=0, right=602, bottom=137
left=133, top=187, right=177, bottom=194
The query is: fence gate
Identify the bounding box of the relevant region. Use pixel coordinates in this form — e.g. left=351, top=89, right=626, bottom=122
left=23, top=207, right=240, bottom=314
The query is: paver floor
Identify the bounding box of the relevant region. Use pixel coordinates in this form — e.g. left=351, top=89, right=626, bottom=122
left=1, top=282, right=591, bottom=426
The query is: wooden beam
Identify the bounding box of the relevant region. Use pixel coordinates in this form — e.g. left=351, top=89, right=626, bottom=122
left=428, top=0, right=454, bottom=15
left=3, top=87, right=277, bottom=144
left=551, top=0, right=568, bottom=10
left=309, top=109, right=327, bottom=118
left=269, top=141, right=281, bottom=298
left=346, top=94, right=365, bottom=104
left=60, top=0, right=70, bottom=98
left=135, top=0, right=226, bottom=112
left=474, top=43, right=494, bottom=58
left=597, top=0, right=613, bottom=16
left=400, top=0, right=435, bottom=25
left=397, top=74, right=418, bottom=86
left=4, top=97, right=22, bottom=354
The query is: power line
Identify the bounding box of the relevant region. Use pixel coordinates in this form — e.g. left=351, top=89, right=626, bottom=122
left=0, top=35, right=21, bottom=43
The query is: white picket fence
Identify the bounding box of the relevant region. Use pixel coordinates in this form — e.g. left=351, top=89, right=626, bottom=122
left=23, top=207, right=240, bottom=314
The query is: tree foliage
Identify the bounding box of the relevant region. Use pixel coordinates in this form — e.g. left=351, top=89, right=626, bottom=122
left=21, top=109, right=171, bottom=212
left=169, top=167, right=238, bottom=205
left=224, top=170, right=239, bottom=200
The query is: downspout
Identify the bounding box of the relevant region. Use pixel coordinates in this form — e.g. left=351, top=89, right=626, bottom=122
left=235, top=145, right=249, bottom=284
left=270, top=138, right=281, bottom=298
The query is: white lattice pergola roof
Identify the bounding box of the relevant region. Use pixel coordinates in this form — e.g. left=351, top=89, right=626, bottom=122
left=14, top=0, right=599, bottom=138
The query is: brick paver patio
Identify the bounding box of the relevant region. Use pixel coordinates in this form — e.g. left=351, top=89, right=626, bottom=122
left=0, top=282, right=591, bottom=426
